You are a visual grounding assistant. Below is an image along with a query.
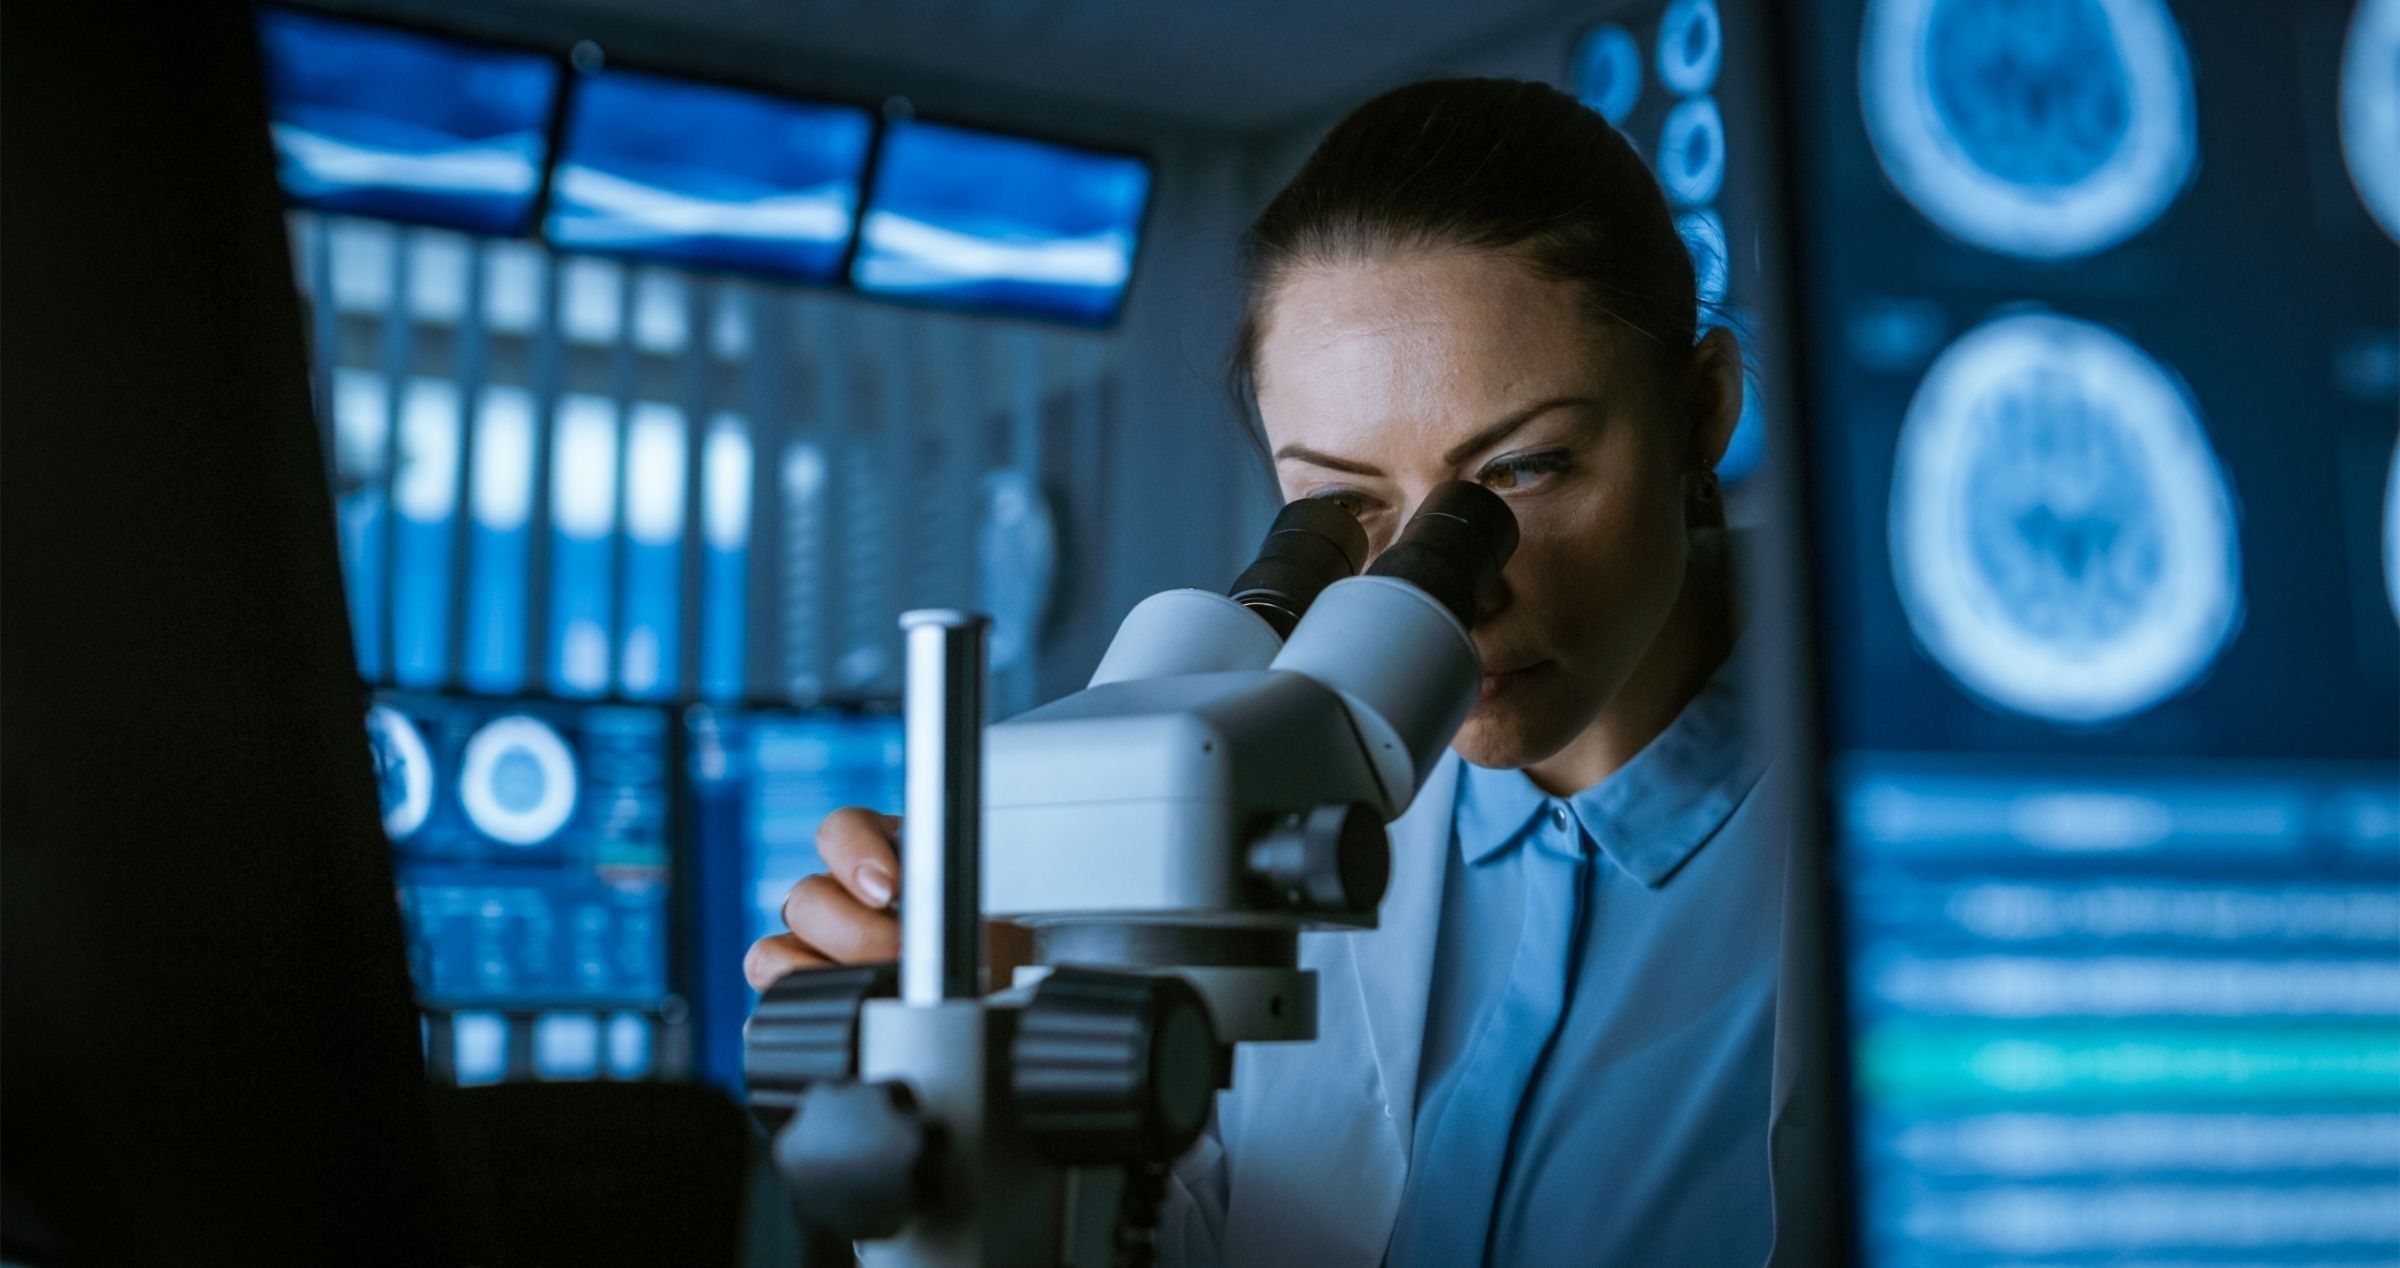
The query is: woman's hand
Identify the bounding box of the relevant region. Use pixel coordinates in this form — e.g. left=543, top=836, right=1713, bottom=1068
left=743, top=806, right=901, bottom=989
left=741, top=807, right=1038, bottom=992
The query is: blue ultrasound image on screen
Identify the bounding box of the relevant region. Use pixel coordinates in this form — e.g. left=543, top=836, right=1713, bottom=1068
left=545, top=70, right=874, bottom=280
left=254, top=9, right=559, bottom=235
left=851, top=121, right=1153, bottom=324
left=366, top=693, right=672, bottom=1008
left=1860, top=0, right=2194, bottom=259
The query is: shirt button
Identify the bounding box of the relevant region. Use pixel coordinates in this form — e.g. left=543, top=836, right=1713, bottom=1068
left=1549, top=803, right=1571, bottom=830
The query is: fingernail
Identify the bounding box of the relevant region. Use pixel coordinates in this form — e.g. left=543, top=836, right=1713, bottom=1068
left=857, top=863, right=896, bottom=908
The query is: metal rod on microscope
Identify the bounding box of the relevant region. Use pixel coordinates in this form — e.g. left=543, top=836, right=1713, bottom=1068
left=899, top=609, right=989, bottom=1006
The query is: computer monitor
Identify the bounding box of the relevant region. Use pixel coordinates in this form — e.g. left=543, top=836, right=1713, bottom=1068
left=849, top=119, right=1153, bottom=325
left=367, top=690, right=679, bottom=1084
left=253, top=8, right=561, bottom=235
left=1773, top=0, right=2400, bottom=1261
left=684, top=704, right=905, bottom=1090
left=545, top=68, right=875, bottom=281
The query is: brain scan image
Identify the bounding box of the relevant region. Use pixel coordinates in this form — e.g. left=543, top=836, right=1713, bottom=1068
left=1860, top=0, right=2196, bottom=259
left=1678, top=208, right=1731, bottom=307
left=366, top=705, right=433, bottom=840
left=2343, top=0, right=2400, bottom=244
left=458, top=714, right=580, bottom=846
left=1657, top=96, right=1727, bottom=207
left=1573, top=23, right=1644, bottom=126
left=1889, top=313, right=2242, bottom=724
left=1657, top=0, right=1724, bottom=96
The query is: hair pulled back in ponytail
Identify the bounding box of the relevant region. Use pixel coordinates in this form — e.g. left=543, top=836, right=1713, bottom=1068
left=1233, top=77, right=1700, bottom=414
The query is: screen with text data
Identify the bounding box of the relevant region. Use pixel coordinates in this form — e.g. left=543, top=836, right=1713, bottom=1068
left=1782, top=0, right=2400, bottom=1261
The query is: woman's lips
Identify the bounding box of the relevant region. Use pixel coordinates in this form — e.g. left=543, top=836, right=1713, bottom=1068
left=1478, top=661, right=1546, bottom=703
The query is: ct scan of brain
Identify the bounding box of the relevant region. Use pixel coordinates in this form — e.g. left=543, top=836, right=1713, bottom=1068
left=1889, top=312, right=2243, bottom=724
left=1657, top=96, right=1727, bottom=206
left=366, top=704, right=433, bottom=840
left=1657, top=0, right=1724, bottom=96
left=1574, top=23, right=1645, bottom=126
left=459, top=714, right=580, bottom=847
left=1860, top=0, right=2196, bottom=259
left=2343, top=0, right=2400, bottom=244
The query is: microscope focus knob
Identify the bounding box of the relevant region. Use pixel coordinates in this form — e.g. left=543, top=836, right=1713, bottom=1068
left=744, top=962, right=901, bottom=1134
left=1244, top=802, right=1391, bottom=915
left=771, top=1080, right=943, bottom=1241
left=1010, top=967, right=1218, bottom=1164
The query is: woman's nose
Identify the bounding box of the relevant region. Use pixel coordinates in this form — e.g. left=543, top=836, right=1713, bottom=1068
left=1472, top=566, right=1512, bottom=627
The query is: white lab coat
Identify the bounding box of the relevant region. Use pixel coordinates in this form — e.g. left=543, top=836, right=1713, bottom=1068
left=1157, top=753, right=1836, bottom=1267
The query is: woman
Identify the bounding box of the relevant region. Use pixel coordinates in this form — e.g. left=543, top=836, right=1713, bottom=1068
left=746, top=78, right=1824, bottom=1266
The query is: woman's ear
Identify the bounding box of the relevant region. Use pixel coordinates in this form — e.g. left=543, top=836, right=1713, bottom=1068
left=1685, top=326, right=1745, bottom=472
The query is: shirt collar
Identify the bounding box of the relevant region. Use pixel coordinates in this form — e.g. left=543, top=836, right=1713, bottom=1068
left=1453, top=638, right=1770, bottom=888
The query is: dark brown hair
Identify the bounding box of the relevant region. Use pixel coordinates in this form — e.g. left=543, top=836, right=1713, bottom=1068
left=1232, top=77, right=1701, bottom=433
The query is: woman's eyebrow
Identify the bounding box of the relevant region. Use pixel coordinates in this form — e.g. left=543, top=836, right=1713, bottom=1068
left=1439, top=396, right=1596, bottom=467
left=1272, top=444, right=1384, bottom=476
left=1271, top=395, right=1597, bottom=477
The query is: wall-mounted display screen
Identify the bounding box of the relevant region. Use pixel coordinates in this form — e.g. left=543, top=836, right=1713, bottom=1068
left=255, top=9, right=560, bottom=235
left=367, top=691, right=673, bottom=1009
left=1782, top=0, right=2400, bottom=1262
left=850, top=120, right=1152, bottom=324
left=685, top=705, right=903, bottom=1088
left=545, top=70, right=874, bottom=281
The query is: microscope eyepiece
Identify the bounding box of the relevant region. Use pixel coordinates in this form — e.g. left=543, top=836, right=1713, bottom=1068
left=1227, top=496, right=1372, bottom=638
left=1365, top=481, right=1519, bottom=629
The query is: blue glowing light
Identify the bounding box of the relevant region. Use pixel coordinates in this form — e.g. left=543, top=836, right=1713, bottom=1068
left=255, top=9, right=558, bottom=234
left=2343, top=0, right=2400, bottom=244
left=1657, top=0, right=1724, bottom=96
left=1656, top=97, right=1727, bottom=206
left=1860, top=0, right=2196, bottom=260
left=1888, top=313, right=2243, bottom=724
left=851, top=121, right=1152, bottom=324
left=1719, top=368, right=1767, bottom=484
left=1573, top=24, right=1645, bottom=126
left=547, top=71, right=874, bottom=280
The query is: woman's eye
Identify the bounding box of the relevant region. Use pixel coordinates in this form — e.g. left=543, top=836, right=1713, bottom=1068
left=1308, top=489, right=1377, bottom=517
left=1477, top=451, right=1572, bottom=491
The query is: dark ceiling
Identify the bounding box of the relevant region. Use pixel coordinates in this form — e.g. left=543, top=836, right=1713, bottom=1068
left=313, top=0, right=1597, bottom=142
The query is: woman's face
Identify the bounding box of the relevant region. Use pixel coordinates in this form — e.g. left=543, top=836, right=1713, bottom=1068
left=1253, top=247, right=1729, bottom=771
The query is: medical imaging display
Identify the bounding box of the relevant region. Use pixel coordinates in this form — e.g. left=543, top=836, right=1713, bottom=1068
left=254, top=9, right=560, bottom=235
left=1785, top=1, right=2400, bottom=1261
left=2344, top=0, right=2400, bottom=244
left=1859, top=0, right=2196, bottom=260
left=545, top=69, right=875, bottom=280
left=684, top=706, right=904, bottom=1084
left=367, top=692, right=673, bottom=1008
left=1887, top=311, right=2241, bottom=725
left=1567, top=0, right=1775, bottom=484
left=849, top=120, right=1153, bottom=324
left=1572, top=23, right=1645, bottom=125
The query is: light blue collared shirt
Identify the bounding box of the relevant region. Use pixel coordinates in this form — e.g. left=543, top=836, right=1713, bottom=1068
left=1383, top=649, right=1784, bottom=1267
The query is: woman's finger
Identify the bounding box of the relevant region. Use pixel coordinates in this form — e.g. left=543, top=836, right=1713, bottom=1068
left=743, top=933, right=831, bottom=992
left=779, top=872, right=901, bottom=964
left=814, top=806, right=904, bottom=910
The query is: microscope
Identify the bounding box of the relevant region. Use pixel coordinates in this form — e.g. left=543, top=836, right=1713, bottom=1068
left=744, top=483, right=1518, bottom=1267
